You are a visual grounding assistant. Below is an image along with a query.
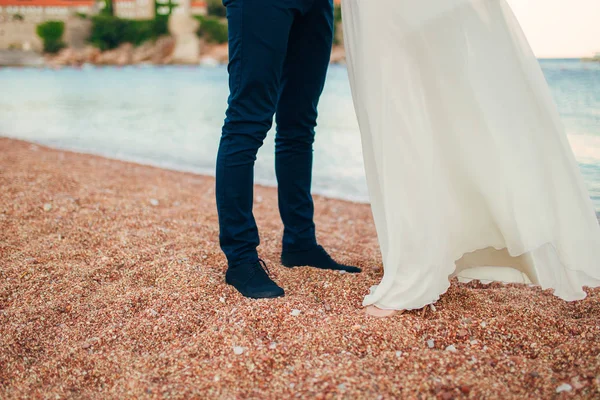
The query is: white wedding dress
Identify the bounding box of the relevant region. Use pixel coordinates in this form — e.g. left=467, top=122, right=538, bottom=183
left=342, top=0, right=600, bottom=310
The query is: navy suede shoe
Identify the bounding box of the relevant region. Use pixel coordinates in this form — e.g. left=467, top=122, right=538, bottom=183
left=225, top=259, right=285, bottom=299
left=281, top=245, right=361, bottom=273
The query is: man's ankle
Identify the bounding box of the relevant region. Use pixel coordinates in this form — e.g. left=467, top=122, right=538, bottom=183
left=282, top=243, right=318, bottom=255
left=227, top=258, right=259, bottom=270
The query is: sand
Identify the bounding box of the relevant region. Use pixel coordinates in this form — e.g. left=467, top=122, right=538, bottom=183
left=1, top=137, right=599, bottom=399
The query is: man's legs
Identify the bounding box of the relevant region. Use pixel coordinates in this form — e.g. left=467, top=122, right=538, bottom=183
left=276, top=0, right=361, bottom=273
left=216, top=0, right=297, bottom=267
left=275, top=0, right=334, bottom=253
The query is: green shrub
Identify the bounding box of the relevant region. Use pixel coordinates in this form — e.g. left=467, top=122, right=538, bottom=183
left=333, top=4, right=342, bottom=45
left=43, top=40, right=67, bottom=54
left=89, top=15, right=169, bottom=50
left=36, top=21, right=66, bottom=53
left=152, top=15, right=169, bottom=37
left=206, top=0, right=226, bottom=18
left=100, top=0, right=114, bottom=16
left=89, top=15, right=125, bottom=50
left=195, top=16, right=228, bottom=44
left=122, top=17, right=168, bottom=45
left=334, top=4, right=342, bottom=24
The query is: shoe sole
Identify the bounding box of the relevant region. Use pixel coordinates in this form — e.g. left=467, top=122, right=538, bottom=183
left=225, top=281, right=285, bottom=299
left=281, top=261, right=361, bottom=273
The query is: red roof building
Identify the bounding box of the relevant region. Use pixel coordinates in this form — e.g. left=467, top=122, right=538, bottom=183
left=0, top=0, right=96, bottom=21
left=113, top=0, right=154, bottom=20
left=0, top=0, right=94, bottom=6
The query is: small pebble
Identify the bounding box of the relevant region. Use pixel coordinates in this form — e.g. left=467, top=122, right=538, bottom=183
left=291, top=309, right=301, bottom=316
left=338, top=383, right=347, bottom=391
left=233, top=346, right=244, bottom=355
left=555, top=383, right=572, bottom=393
left=427, top=340, right=434, bottom=348
left=81, top=337, right=99, bottom=349
left=43, top=203, right=52, bottom=212
left=338, top=270, right=347, bottom=275
left=445, top=345, right=457, bottom=353
left=480, top=321, right=487, bottom=328
left=440, top=391, right=453, bottom=400
left=571, top=377, right=584, bottom=390
left=219, top=297, right=225, bottom=303
left=149, top=199, right=159, bottom=206
left=395, top=351, right=403, bottom=358
left=269, top=343, right=277, bottom=350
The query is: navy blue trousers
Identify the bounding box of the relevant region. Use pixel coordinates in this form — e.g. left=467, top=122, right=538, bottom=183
left=216, top=0, right=334, bottom=266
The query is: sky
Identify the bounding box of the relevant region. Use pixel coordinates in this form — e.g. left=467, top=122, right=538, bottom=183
left=507, top=0, right=600, bottom=58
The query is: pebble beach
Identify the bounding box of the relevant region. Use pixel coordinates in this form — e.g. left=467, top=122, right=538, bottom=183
left=1, top=137, right=600, bottom=399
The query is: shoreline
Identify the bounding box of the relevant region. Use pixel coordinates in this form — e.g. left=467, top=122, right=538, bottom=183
left=2, top=136, right=600, bottom=398
left=1, top=51, right=595, bottom=69
left=2, top=135, right=597, bottom=218
left=0, top=135, right=371, bottom=204
left=0, top=44, right=347, bottom=68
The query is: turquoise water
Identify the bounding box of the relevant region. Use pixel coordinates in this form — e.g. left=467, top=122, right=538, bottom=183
left=0, top=60, right=599, bottom=211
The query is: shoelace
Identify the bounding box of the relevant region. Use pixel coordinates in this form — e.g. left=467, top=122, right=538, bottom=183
left=257, top=258, right=272, bottom=276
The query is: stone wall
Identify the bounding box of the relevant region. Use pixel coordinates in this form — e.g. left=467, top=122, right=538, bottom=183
left=0, top=21, right=43, bottom=51
left=63, top=15, right=92, bottom=49
left=0, top=15, right=91, bottom=52
left=114, top=0, right=155, bottom=20
left=0, top=49, right=45, bottom=66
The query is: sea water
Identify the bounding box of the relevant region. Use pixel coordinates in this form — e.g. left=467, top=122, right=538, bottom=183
left=1, top=60, right=598, bottom=211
